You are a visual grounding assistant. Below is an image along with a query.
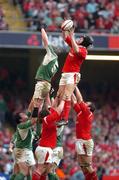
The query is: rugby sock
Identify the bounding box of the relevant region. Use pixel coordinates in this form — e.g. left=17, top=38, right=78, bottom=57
left=14, top=173, right=25, bottom=180
left=32, top=171, right=41, bottom=180
left=84, top=171, right=98, bottom=180
left=10, top=174, right=16, bottom=180
left=27, top=174, right=32, bottom=180
left=62, top=100, right=71, bottom=121
left=40, top=175, right=46, bottom=180
left=48, top=173, right=59, bottom=180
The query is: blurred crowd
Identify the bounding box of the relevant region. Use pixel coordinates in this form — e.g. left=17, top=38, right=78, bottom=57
left=1, top=0, right=119, bottom=33
left=0, top=67, right=119, bottom=179
left=13, top=0, right=119, bottom=34
left=0, top=5, right=9, bottom=30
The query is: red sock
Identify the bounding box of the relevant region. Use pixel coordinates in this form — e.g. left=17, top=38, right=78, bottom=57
left=40, top=175, right=46, bottom=180
left=61, top=100, right=71, bottom=121
left=84, top=171, right=98, bottom=180
left=32, top=171, right=41, bottom=180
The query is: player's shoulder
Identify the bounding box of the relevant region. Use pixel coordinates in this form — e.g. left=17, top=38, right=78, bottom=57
left=78, top=46, right=87, bottom=56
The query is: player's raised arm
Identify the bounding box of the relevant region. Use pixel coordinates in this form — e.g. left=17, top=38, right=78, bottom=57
left=41, top=28, right=49, bottom=49
left=75, top=86, right=83, bottom=103
left=71, top=93, right=77, bottom=107
left=68, top=28, right=80, bottom=54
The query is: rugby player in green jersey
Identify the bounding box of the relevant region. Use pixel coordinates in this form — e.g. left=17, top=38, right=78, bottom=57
left=9, top=112, right=38, bottom=180
left=27, top=28, right=59, bottom=118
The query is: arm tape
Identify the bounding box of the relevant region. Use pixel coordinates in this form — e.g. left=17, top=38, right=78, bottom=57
left=32, top=107, right=38, bottom=117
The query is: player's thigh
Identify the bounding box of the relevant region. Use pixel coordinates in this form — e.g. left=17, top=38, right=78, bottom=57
left=78, top=154, right=92, bottom=164
left=57, top=85, right=65, bottom=98
left=64, top=84, right=76, bottom=98
left=18, top=162, right=29, bottom=176
left=13, top=163, right=19, bottom=174
left=78, top=155, right=94, bottom=173
left=35, top=146, right=53, bottom=164
left=35, top=164, right=46, bottom=175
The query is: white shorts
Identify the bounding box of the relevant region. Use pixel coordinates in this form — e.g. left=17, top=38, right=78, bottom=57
left=53, top=147, right=63, bottom=166
left=33, top=81, right=51, bottom=99
left=35, top=146, right=53, bottom=164
left=13, top=148, right=36, bottom=166
left=76, top=139, right=94, bottom=156
left=59, top=73, right=81, bottom=85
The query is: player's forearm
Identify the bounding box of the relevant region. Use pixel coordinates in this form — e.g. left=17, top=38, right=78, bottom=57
left=75, top=86, right=83, bottom=103
left=41, top=28, right=48, bottom=48
left=9, top=142, right=14, bottom=153
left=70, top=35, right=79, bottom=53
left=71, top=93, right=77, bottom=107
left=62, top=30, right=70, bottom=41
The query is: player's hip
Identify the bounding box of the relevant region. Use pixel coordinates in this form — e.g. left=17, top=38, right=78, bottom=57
left=75, top=139, right=94, bottom=156
left=59, top=72, right=81, bottom=85
left=13, top=148, right=35, bottom=166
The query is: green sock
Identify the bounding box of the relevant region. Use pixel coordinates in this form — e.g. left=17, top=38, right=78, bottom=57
left=10, top=174, right=16, bottom=180
left=27, top=174, right=32, bottom=180
left=14, top=173, right=25, bottom=180
left=48, top=173, right=59, bottom=180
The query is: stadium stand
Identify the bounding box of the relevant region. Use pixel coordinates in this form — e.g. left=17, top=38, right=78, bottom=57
left=0, top=0, right=26, bottom=31
left=12, top=0, right=119, bottom=33
left=0, top=0, right=119, bottom=33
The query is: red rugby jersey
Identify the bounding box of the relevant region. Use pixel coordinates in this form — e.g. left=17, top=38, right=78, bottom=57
left=74, top=102, right=94, bottom=140
left=62, top=36, right=87, bottom=73
left=39, top=108, right=60, bottom=148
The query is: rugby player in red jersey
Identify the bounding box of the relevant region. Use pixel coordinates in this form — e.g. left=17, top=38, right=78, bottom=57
left=57, top=27, right=94, bottom=125
left=71, top=86, right=98, bottom=180
left=32, top=98, right=65, bottom=180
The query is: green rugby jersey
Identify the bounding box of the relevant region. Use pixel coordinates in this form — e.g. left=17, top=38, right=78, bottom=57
left=35, top=45, right=59, bottom=82
left=56, top=125, right=65, bottom=147
left=15, top=120, right=34, bottom=150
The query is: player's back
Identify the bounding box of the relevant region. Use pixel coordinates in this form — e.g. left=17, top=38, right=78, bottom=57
left=76, top=110, right=93, bottom=140
left=62, top=46, right=87, bottom=73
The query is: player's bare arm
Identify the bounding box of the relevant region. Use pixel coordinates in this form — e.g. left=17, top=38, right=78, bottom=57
left=75, top=86, right=83, bottom=103
left=62, top=30, right=70, bottom=41
left=71, top=93, right=77, bottom=107
left=41, top=28, right=48, bottom=49
left=68, top=28, right=80, bottom=54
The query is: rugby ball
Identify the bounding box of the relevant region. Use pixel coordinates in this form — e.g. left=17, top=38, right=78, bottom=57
left=61, top=20, right=73, bottom=31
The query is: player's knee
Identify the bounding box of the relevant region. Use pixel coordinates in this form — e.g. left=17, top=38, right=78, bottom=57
left=80, top=163, right=92, bottom=173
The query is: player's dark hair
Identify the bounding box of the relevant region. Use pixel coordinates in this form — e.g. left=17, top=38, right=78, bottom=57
left=80, top=35, right=94, bottom=48
left=88, top=102, right=96, bottom=112
left=16, top=114, right=21, bottom=124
